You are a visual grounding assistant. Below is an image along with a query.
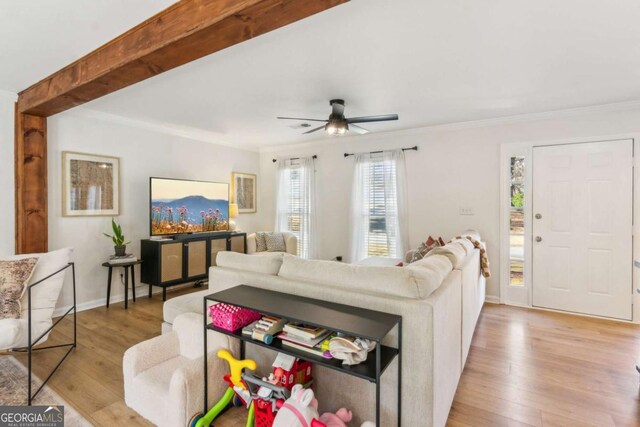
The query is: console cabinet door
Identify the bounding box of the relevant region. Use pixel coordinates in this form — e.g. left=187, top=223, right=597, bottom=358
left=210, top=238, right=227, bottom=266
left=186, top=240, right=207, bottom=278
left=160, top=243, right=183, bottom=283
left=230, top=235, right=246, bottom=253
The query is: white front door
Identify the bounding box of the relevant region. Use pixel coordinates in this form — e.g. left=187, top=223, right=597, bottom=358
left=532, top=140, right=633, bottom=320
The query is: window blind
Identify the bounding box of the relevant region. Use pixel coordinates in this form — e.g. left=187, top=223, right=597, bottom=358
left=362, top=158, right=398, bottom=257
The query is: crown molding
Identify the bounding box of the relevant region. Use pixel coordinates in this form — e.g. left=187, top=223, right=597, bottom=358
left=259, top=99, right=640, bottom=153
left=65, top=108, right=261, bottom=152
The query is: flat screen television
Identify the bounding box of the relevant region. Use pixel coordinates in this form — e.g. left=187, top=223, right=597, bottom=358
left=150, top=177, right=229, bottom=236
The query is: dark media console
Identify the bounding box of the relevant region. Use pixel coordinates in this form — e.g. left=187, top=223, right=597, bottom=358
left=140, top=232, right=246, bottom=300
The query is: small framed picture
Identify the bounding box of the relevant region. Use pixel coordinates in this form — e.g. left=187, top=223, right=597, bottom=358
left=62, top=151, right=120, bottom=216
left=231, top=172, right=257, bottom=213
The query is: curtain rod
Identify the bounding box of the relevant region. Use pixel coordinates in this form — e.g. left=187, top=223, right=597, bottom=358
left=343, top=146, right=418, bottom=158
left=272, top=155, right=317, bottom=163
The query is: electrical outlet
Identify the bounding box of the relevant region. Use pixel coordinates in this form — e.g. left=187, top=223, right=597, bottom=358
left=459, top=207, right=475, bottom=216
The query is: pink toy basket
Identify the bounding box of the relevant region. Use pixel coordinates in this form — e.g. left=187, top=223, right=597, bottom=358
left=209, top=303, right=261, bottom=332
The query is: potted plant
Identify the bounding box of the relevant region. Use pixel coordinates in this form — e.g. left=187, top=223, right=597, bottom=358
left=104, top=218, right=130, bottom=256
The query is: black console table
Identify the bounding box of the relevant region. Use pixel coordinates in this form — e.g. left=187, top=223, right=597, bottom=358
left=203, top=285, right=402, bottom=427
left=141, top=232, right=246, bottom=300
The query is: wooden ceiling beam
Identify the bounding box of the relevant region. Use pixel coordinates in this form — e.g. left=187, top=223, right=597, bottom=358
left=13, top=0, right=347, bottom=253
left=16, top=0, right=348, bottom=116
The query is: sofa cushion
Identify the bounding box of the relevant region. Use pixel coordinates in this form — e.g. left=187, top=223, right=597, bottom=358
left=255, top=232, right=268, bottom=252
left=405, top=255, right=455, bottom=292
left=0, top=258, right=38, bottom=319
left=265, top=233, right=287, bottom=252
left=409, top=236, right=441, bottom=263
left=278, top=254, right=452, bottom=299
left=0, top=318, right=27, bottom=349
left=163, top=290, right=210, bottom=324
left=10, top=248, right=73, bottom=320
left=450, top=238, right=474, bottom=255
left=216, top=251, right=283, bottom=275
left=425, top=242, right=467, bottom=268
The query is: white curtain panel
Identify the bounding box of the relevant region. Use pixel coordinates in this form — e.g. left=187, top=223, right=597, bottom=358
left=349, top=149, right=409, bottom=262
left=275, top=157, right=318, bottom=258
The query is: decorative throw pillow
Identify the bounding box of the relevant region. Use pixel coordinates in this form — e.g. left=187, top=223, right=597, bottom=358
left=255, top=232, right=268, bottom=252
left=265, top=232, right=287, bottom=252
left=409, top=236, right=441, bottom=263
left=0, top=258, right=38, bottom=319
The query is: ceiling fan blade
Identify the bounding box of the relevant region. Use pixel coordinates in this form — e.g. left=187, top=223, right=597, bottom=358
left=277, top=117, right=328, bottom=122
left=349, top=124, right=369, bottom=135
left=303, top=124, right=326, bottom=134
left=347, top=114, right=399, bottom=124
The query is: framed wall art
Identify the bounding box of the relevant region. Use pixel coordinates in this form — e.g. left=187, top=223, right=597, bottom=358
left=62, top=151, right=120, bottom=216
left=231, top=172, right=256, bottom=213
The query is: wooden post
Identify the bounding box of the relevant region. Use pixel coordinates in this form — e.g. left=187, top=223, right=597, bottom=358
left=15, top=106, right=47, bottom=254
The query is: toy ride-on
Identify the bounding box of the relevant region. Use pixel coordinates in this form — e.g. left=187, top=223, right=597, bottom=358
left=189, top=349, right=291, bottom=427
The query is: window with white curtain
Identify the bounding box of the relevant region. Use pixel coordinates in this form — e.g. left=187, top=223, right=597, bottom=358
left=275, top=157, right=317, bottom=258
left=350, top=150, right=408, bottom=261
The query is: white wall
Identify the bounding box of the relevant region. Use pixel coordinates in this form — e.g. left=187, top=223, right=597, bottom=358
left=0, top=90, right=16, bottom=257
left=48, top=111, right=262, bottom=310
left=260, top=103, right=640, bottom=299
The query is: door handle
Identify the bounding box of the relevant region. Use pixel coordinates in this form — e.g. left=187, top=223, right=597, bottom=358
left=535, top=213, right=542, bottom=219
left=535, top=236, right=542, bottom=242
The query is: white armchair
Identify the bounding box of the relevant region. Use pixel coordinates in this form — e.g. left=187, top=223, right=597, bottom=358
left=0, top=247, right=75, bottom=404
left=123, top=312, right=238, bottom=427
left=246, top=232, right=298, bottom=256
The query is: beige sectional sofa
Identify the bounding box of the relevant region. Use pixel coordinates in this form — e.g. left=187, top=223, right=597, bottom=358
left=162, top=231, right=485, bottom=427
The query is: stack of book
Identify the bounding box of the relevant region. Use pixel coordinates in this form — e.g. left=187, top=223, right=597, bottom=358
left=277, top=323, right=333, bottom=359
left=108, top=254, right=137, bottom=265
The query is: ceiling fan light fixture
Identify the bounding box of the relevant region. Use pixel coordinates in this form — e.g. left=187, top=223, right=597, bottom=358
left=325, top=119, right=348, bottom=136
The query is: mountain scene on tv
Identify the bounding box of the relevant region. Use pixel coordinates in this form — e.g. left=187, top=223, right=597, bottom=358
left=151, top=179, right=229, bottom=235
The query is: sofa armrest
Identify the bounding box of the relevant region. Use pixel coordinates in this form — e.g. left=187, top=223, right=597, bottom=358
left=123, top=332, right=180, bottom=378
left=246, top=233, right=257, bottom=254
left=169, top=346, right=240, bottom=426
left=283, top=232, right=298, bottom=256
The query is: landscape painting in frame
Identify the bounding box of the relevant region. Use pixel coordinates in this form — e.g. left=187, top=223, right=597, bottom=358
left=232, top=172, right=257, bottom=213
left=150, top=178, right=229, bottom=235
left=62, top=151, right=120, bottom=216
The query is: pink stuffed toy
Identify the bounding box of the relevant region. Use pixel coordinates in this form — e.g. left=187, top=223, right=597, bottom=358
left=319, top=409, right=374, bottom=427
left=319, top=408, right=352, bottom=427
left=273, top=384, right=321, bottom=427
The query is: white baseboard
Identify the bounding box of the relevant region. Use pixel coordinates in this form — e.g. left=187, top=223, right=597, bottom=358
left=52, top=283, right=196, bottom=317
left=484, top=295, right=500, bottom=304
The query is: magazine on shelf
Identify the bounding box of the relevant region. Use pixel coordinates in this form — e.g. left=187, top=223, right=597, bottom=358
left=283, top=323, right=328, bottom=340
left=277, top=330, right=332, bottom=348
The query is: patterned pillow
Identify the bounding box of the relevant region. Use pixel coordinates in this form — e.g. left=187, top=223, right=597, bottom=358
left=265, top=232, right=287, bottom=252
left=255, top=232, right=268, bottom=252
left=409, top=236, right=441, bottom=263
left=0, top=258, right=38, bottom=319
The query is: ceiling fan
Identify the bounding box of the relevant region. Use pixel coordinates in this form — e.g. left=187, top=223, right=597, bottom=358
left=277, top=99, right=399, bottom=136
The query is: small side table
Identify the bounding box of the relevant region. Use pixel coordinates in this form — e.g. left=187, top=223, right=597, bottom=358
left=102, top=260, right=143, bottom=309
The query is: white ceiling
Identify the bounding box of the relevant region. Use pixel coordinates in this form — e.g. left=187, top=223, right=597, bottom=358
left=0, top=0, right=176, bottom=92
left=4, top=0, right=640, bottom=148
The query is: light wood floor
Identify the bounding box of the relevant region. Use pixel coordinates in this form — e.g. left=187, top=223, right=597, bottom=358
left=13, top=291, right=640, bottom=426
